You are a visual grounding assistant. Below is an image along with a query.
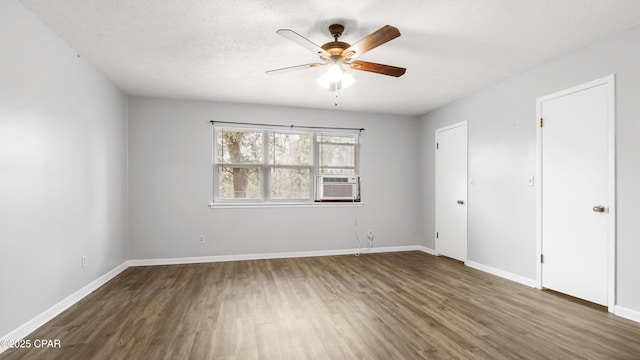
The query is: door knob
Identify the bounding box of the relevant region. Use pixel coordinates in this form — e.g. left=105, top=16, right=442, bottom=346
left=457, top=200, right=464, bottom=205
left=592, top=205, right=605, bottom=213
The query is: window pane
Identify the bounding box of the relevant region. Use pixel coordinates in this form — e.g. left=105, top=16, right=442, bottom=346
left=216, top=129, right=263, bottom=164
left=317, top=134, right=357, bottom=144
left=271, top=168, right=311, bottom=199
left=218, top=166, right=261, bottom=199
left=319, top=143, right=355, bottom=168
left=269, top=132, right=311, bottom=165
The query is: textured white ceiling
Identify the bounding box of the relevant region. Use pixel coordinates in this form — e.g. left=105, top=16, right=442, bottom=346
left=18, top=0, right=640, bottom=115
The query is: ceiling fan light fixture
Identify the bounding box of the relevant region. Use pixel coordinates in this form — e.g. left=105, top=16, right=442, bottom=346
left=317, top=64, right=355, bottom=91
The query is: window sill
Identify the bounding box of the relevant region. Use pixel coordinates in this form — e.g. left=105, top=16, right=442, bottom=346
left=209, top=202, right=364, bottom=209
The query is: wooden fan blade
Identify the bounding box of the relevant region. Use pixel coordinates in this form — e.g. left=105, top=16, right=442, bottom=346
left=349, top=60, right=406, bottom=77
left=276, top=29, right=330, bottom=60
left=266, top=63, right=326, bottom=75
left=343, top=25, right=401, bottom=60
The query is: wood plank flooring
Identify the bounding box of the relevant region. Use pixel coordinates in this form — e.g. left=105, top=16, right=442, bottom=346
left=2, top=251, right=640, bottom=359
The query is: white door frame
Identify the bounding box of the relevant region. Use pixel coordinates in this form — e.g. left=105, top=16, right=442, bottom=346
left=435, top=120, right=468, bottom=260
left=535, top=75, right=616, bottom=311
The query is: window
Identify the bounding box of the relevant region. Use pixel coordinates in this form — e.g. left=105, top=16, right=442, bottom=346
left=317, top=134, right=359, bottom=175
left=213, top=124, right=361, bottom=204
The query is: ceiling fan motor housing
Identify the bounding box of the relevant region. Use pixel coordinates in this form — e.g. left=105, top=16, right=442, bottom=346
left=322, top=24, right=352, bottom=58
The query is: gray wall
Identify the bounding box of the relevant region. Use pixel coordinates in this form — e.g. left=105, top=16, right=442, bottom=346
left=0, top=1, right=129, bottom=337
left=418, top=25, right=640, bottom=312
left=128, top=98, right=420, bottom=259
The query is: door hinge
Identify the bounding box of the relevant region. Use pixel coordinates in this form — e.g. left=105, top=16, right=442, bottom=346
left=539, top=118, right=543, bottom=127
left=436, top=232, right=439, bottom=239
left=540, top=254, right=544, bottom=263
left=436, top=142, right=439, bottom=150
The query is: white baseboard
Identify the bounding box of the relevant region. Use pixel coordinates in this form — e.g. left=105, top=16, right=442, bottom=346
left=465, top=260, right=538, bottom=288
left=129, top=245, right=423, bottom=266
left=416, top=246, right=437, bottom=255
left=615, top=305, right=640, bottom=323
left=0, top=261, right=129, bottom=354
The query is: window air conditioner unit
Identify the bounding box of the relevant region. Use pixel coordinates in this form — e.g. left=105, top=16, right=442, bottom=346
left=315, top=175, right=360, bottom=201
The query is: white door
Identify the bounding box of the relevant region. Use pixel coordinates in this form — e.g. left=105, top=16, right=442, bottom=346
left=435, top=122, right=467, bottom=261
left=538, top=76, right=615, bottom=307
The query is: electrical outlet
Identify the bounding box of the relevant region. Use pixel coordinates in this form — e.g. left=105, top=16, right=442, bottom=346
left=81, top=256, right=87, bottom=268
left=367, top=229, right=374, bottom=240
left=199, top=235, right=205, bottom=244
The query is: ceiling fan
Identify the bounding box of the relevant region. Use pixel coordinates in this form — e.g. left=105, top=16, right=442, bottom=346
left=266, top=24, right=406, bottom=90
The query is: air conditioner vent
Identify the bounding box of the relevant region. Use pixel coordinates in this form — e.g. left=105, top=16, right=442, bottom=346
left=323, top=177, right=349, bottom=183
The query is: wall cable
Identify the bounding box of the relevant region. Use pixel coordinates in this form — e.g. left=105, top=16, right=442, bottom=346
left=354, top=197, right=361, bottom=256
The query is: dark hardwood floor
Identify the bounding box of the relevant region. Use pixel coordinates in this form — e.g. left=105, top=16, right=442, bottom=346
left=2, top=251, right=640, bottom=359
